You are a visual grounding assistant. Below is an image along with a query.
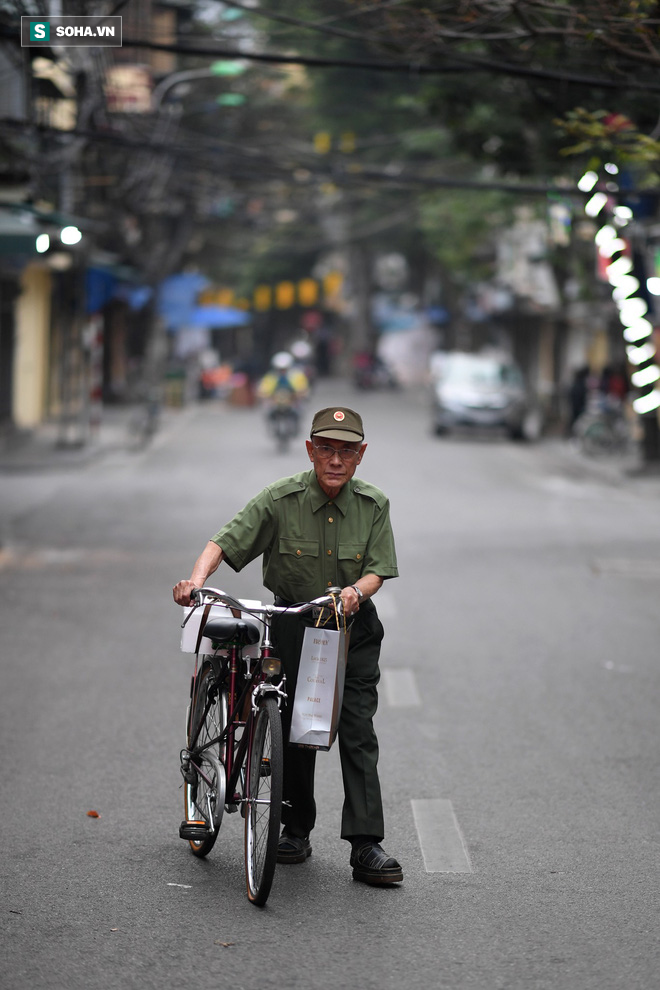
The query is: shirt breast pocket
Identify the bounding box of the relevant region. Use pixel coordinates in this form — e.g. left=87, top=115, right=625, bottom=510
left=338, top=542, right=368, bottom=585
left=278, top=537, right=320, bottom=589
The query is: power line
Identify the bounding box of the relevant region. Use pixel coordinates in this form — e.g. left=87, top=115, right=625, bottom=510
left=116, top=37, right=660, bottom=91
left=216, top=0, right=367, bottom=43
left=5, top=114, right=654, bottom=200
left=3, top=24, right=660, bottom=90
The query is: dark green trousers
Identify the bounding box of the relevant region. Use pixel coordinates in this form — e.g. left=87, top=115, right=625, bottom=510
left=272, top=601, right=385, bottom=842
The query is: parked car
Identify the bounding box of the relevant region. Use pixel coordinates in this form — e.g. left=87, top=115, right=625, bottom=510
left=430, top=351, right=540, bottom=440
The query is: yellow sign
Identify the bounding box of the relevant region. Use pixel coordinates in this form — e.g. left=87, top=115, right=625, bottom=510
left=275, top=281, right=296, bottom=309
left=298, top=278, right=319, bottom=307
left=314, top=131, right=332, bottom=154
left=199, top=288, right=235, bottom=306
left=323, top=271, right=343, bottom=299
left=227, top=273, right=344, bottom=312
left=254, top=285, right=272, bottom=311
left=339, top=131, right=355, bottom=153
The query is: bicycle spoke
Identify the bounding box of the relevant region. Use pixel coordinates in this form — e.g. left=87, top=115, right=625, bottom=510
left=182, top=664, right=227, bottom=857
left=244, top=698, right=283, bottom=906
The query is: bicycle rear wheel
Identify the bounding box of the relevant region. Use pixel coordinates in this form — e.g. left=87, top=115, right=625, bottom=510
left=183, top=662, right=227, bottom=858
left=244, top=697, right=283, bottom=905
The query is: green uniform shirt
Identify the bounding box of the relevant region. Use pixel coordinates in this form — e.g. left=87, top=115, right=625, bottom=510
left=212, top=469, right=398, bottom=603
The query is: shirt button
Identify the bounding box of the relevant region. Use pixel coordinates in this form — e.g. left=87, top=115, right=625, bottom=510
left=327, top=581, right=333, bottom=586
left=356, top=553, right=362, bottom=560
left=296, top=549, right=302, bottom=556
left=328, top=516, right=334, bottom=523
left=327, top=549, right=332, bottom=556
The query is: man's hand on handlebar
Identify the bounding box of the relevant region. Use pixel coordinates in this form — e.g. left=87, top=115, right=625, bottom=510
left=339, top=575, right=382, bottom=615
left=173, top=580, right=197, bottom=607
left=340, top=585, right=361, bottom=616
left=173, top=542, right=226, bottom=607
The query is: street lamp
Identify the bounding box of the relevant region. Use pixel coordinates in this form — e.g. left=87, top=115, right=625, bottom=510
left=61, top=225, right=82, bottom=245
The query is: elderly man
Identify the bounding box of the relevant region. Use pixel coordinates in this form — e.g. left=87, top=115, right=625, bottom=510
left=173, top=406, right=402, bottom=885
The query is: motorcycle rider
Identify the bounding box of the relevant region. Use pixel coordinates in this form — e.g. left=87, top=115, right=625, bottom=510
left=258, top=351, right=309, bottom=444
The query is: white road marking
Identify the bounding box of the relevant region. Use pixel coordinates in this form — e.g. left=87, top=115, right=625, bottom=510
left=411, top=799, right=473, bottom=873
left=382, top=669, right=421, bottom=707
left=533, top=476, right=602, bottom=499
left=592, top=557, right=660, bottom=578
left=167, top=883, right=192, bottom=889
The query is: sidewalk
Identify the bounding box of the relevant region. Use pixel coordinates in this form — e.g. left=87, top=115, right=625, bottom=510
left=542, top=433, right=660, bottom=495
left=0, top=405, right=176, bottom=473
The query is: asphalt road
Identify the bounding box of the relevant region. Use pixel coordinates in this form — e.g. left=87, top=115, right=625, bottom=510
left=2, top=380, right=660, bottom=990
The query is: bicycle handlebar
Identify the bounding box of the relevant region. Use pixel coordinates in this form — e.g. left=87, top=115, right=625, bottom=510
left=190, top=586, right=345, bottom=620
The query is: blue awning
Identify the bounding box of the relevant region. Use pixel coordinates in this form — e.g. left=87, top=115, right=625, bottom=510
left=187, top=305, right=250, bottom=328
left=157, top=272, right=209, bottom=329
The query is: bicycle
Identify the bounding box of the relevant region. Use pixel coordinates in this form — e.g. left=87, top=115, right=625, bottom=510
left=574, top=396, right=631, bottom=457
left=127, top=385, right=161, bottom=450
left=178, top=585, right=343, bottom=906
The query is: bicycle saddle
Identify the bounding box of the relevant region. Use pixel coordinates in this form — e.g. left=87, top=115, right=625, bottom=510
left=203, top=617, right=261, bottom=647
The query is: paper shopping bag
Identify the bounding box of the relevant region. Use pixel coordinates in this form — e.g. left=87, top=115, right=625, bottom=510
left=289, top=625, right=349, bottom=751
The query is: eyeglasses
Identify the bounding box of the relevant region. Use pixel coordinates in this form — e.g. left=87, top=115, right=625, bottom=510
left=312, top=443, right=361, bottom=462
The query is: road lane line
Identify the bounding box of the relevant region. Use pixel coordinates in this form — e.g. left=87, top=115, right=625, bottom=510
left=412, top=799, right=473, bottom=873
left=382, top=669, right=421, bottom=707
left=592, top=557, right=660, bottom=578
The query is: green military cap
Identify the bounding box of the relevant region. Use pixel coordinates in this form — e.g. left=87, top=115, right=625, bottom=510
left=310, top=406, right=364, bottom=442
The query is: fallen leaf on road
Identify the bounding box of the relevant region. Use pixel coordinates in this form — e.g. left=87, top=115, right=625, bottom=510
left=86, top=810, right=100, bottom=818
left=214, top=941, right=234, bottom=948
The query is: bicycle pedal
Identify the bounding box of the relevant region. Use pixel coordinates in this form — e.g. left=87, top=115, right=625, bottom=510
left=179, top=820, right=211, bottom=841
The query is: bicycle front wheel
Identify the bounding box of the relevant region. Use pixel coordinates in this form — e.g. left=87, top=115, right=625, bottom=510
left=581, top=420, right=613, bottom=457
left=244, top=697, right=283, bottom=906
left=183, top=662, right=227, bottom=858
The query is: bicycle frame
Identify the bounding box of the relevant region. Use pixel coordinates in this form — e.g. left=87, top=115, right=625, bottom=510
left=188, top=648, right=280, bottom=812
left=184, top=586, right=341, bottom=815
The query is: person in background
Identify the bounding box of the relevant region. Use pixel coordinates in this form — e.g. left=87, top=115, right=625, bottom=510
left=257, top=351, right=309, bottom=441
left=567, top=365, right=590, bottom=435
left=258, top=351, right=309, bottom=403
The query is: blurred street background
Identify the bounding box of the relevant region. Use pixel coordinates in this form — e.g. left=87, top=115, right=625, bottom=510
left=2, top=2, right=660, bottom=988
